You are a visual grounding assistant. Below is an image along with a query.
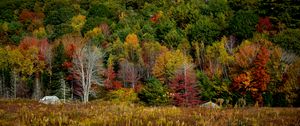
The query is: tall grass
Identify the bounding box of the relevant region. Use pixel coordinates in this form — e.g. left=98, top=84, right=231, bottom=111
left=0, top=99, right=299, bottom=126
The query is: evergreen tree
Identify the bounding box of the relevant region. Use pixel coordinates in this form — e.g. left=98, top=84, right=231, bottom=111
left=50, top=42, right=69, bottom=98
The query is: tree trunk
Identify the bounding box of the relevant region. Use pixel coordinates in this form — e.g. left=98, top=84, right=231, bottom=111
left=0, top=71, right=3, bottom=96
left=60, top=76, right=66, bottom=103
left=33, top=73, right=42, bottom=100
left=83, top=90, right=89, bottom=103
left=12, top=72, right=17, bottom=98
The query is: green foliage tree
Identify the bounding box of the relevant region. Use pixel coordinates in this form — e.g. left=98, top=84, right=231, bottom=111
left=44, top=2, right=76, bottom=25
left=186, top=16, right=221, bottom=45
left=87, top=3, right=114, bottom=18
left=138, top=77, right=169, bottom=106
left=228, top=10, right=259, bottom=40
left=197, top=71, right=231, bottom=102
left=272, top=28, right=300, bottom=55
left=50, top=42, right=68, bottom=98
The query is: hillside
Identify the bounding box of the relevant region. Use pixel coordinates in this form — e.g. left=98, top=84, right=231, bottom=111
left=0, top=0, right=300, bottom=107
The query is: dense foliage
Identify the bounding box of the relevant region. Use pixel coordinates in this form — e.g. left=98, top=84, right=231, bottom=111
left=0, top=0, right=299, bottom=107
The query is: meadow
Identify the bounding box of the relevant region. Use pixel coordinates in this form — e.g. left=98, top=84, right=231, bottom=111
left=0, top=99, right=299, bottom=126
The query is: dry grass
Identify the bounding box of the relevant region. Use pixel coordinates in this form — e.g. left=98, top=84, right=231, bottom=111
left=0, top=99, right=299, bottom=126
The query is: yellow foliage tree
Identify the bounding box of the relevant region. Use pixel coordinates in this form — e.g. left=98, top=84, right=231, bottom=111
left=124, top=33, right=141, bottom=63
left=71, top=14, right=86, bottom=32
left=152, top=50, right=189, bottom=84
left=205, top=37, right=234, bottom=78
left=33, top=27, right=47, bottom=39
left=85, top=27, right=102, bottom=38
left=125, top=33, right=139, bottom=47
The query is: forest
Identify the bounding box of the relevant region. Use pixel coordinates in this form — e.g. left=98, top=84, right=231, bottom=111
left=0, top=0, right=300, bottom=108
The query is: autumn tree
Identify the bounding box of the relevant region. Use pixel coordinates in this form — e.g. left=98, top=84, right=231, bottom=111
left=0, top=47, right=14, bottom=97
left=142, top=41, right=168, bottom=79
left=70, top=14, right=86, bottom=33
left=6, top=47, right=24, bottom=98
left=118, top=59, right=143, bottom=88
left=118, top=33, right=144, bottom=88
left=152, top=50, right=187, bottom=84
left=250, top=46, right=270, bottom=106
left=104, top=54, right=122, bottom=90
left=170, top=61, right=200, bottom=107
left=18, top=37, right=48, bottom=99
left=71, top=43, right=103, bottom=103
left=232, top=40, right=271, bottom=106
left=205, top=37, right=234, bottom=78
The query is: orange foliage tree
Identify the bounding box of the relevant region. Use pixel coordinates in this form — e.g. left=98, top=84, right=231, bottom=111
left=251, top=46, right=270, bottom=105
left=232, top=41, right=271, bottom=106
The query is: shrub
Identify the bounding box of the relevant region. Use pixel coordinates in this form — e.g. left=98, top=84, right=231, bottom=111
left=106, top=88, right=139, bottom=103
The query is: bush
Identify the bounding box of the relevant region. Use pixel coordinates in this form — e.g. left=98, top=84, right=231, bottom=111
left=106, top=88, right=139, bottom=103
left=138, top=78, right=169, bottom=106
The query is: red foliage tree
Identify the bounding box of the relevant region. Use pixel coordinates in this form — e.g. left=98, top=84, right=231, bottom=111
left=66, top=43, right=77, bottom=58
left=19, top=37, right=50, bottom=61
left=104, top=64, right=122, bottom=90
left=256, top=17, right=272, bottom=33
left=19, top=9, right=45, bottom=24
left=150, top=11, right=162, bottom=23
left=169, top=65, right=200, bottom=107
left=18, top=37, right=39, bottom=50
left=62, top=61, right=73, bottom=69
left=38, top=39, right=49, bottom=61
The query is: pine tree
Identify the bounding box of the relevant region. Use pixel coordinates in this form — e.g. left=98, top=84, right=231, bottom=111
left=51, top=42, right=68, bottom=98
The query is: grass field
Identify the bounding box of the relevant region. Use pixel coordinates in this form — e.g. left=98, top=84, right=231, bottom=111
left=0, top=99, right=299, bottom=126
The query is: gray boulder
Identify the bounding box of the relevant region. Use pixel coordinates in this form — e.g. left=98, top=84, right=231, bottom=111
left=39, top=96, right=60, bottom=104
left=200, top=101, right=220, bottom=109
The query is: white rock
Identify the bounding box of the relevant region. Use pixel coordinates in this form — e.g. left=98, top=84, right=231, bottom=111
left=39, top=96, right=60, bottom=105
left=200, top=101, right=220, bottom=109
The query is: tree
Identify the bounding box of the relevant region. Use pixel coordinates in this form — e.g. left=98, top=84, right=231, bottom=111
left=228, top=10, right=259, bottom=40
left=44, top=1, right=76, bottom=25
left=50, top=42, right=69, bottom=99
left=187, top=16, right=221, bottom=45
left=18, top=37, right=47, bottom=99
left=142, top=41, right=168, bottom=79
left=169, top=62, right=200, bottom=107
left=152, top=50, right=187, bottom=84
left=251, top=46, right=270, bottom=106
left=124, top=33, right=141, bottom=63
left=272, top=28, right=300, bottom=55
left=71, top=43, right=103, bottom=103
left=7, top=47, right=25, bottom=98
left=233, top=40, right=259, bottom=69
left=138, top=77, right=169, bottom=106
left=104, top=54, right=122, bottom=90
left=232, top=41, right=271, bottom=106
left=118, top=59, right=143, bottom=88
left=70, top=14, right=86, bottom=33
left=256, top=17, right=272, bottom=33
left=117, top=33, right=144, bottom=88
left=205, top=37, right=234, bottom=78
